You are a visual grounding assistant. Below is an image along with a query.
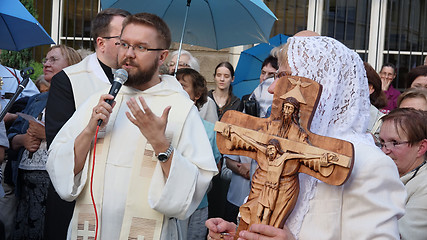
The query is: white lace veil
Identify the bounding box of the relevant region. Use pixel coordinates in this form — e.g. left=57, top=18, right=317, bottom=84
left=281, top=36, right=375, bottom=238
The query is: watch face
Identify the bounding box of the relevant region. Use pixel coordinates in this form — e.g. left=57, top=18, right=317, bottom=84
left=158, top=153, right=168, bottom=162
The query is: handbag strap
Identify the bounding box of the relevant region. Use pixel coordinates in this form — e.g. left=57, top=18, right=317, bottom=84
left=2, top=66, right=21, bottom=84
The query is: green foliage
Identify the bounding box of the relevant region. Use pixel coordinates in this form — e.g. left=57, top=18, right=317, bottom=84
left=0, top=0, right=37, bottom=70
left=29, top=61, right=44, bottom=82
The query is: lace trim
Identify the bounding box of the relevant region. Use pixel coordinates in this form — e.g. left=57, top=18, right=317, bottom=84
left=285, top=173, right=318, bottom=239
left=284, top=36, right=374, bottom=238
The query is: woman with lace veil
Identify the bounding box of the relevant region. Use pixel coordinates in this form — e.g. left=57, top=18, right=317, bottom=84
left=206, top=33, right=406, bottom=240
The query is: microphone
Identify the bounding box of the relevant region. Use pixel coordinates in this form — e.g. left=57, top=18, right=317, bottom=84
left=97, top=69, right=128, bottom=126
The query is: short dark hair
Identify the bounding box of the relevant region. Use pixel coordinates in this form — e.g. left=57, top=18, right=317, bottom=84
left=380, top=62, right=397, bottom=75
left=91, top=8, right=131, bottom=49
left=261, top=55, right=278, bottom=70
left=122, top=13, right=172, bottom=49
left=407, top=65, right=427, bottom=88
left=364, top=62, right=387, bottom=109
left=381, top=108, right=427, bottom=146
left=176, top=68, right=208, bottom=110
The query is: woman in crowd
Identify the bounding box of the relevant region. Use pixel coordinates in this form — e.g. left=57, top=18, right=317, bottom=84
left=379, top=63, right=401, bottom=113
left=364, top=62, right=387, bottom=142
left=397, top=88, right=427, bottom=111
left=34, top=75, right=50, bottom=93
left=175, top=68, right=221, bottom=240
left=206, top=34, right=405, bottom=240
left=208, top=62, right=241, bottom=120
left=207, top=61, right=241, bottom=220
left=406, top=65, right=427, bottom=90
left=379, top=108, right=427, bottom=240
left=8, top=45, right=81, bottom=239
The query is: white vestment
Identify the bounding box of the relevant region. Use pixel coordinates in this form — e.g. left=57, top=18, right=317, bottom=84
left=46, top=76, right=218, bottom=240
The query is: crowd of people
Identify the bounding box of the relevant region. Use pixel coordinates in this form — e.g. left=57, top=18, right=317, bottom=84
left=0, top=7, right=426, bottom=240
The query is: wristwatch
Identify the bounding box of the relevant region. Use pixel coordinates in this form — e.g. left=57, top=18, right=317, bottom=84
left=156, top=144, right=173, bottom=163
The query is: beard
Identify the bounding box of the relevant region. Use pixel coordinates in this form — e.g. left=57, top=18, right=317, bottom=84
left=120, top=56, right=159, bottom=88
left=279, top=114, right=292, bottom=137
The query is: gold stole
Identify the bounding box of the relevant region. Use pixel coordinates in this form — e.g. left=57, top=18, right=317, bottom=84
left=69, top=90, right=192, bottom=240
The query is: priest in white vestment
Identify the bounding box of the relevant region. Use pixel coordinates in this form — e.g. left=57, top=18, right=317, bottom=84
left=46, top=13, right=218, bottom=240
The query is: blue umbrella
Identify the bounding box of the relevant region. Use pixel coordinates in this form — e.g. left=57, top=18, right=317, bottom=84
left=101, top=0, right=277, bottom=51
left=233, top=34, right=289, bottom=99
left=0, top=0, right=55, bottom=51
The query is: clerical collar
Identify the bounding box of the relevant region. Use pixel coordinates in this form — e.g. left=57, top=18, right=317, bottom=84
left=98, top=59, right=114, bottom=84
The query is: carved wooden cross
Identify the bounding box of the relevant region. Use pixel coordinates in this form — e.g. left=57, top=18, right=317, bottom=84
left=215, top=76, right=354, bottom=236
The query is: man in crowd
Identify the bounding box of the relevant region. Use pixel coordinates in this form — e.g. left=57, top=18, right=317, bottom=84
left=44, top=8, right=131, bottom=239
left=46, top=12, right=217, bottom=239
left=239, top=55, right=278, bottom=118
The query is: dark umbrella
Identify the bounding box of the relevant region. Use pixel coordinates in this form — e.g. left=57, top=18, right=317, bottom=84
left=0, top=0, right=55, bottom=51
left=233, top=34, right=289, bottom=99
left=101, top=0, right=277, bottom=73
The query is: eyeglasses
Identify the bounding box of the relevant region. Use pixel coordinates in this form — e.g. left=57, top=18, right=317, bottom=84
left=379, top=72, right=395, bottom=77
left=42, top=57, right=60, bottom=65
left=116, top=41, right=165, bottom=53
left=378, top=140, right=409, bottom=150
left=274, top=70, right=292, bottom=80
left=166, top=61, right=190, bottom=68
left=101, top=35, right=120, bottom=39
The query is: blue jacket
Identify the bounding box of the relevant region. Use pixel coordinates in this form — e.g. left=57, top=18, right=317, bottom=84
left=8, top=92, right=48, bottom=186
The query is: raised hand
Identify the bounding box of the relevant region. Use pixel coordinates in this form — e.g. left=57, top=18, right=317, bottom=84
left=125, top=96, right=171, bottom=155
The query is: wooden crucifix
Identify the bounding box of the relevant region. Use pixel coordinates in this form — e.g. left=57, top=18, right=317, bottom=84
left=214, top=76, right=354, bottom=237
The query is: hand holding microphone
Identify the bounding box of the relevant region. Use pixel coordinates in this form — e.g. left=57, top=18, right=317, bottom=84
left=97, top=69, right=128, bottom=126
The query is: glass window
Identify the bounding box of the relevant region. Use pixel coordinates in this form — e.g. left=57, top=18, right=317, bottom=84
left=34, top=0, right=53, bottom=60
left=321, top=0, right=372, bottom=53
left=265, top=0, right=309, bottom=37
left=61, top=0, right=99, bottom=50
left=383, top=0, right=427, bottom=90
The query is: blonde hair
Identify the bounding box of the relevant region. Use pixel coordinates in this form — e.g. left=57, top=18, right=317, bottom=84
left=48, top=45, right=82, bottom=66
left=270, top=43, right=289, bottom=67
left=397, top=88, right=427, bottom=107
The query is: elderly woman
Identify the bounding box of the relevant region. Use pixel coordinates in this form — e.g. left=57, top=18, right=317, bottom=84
left=206, top=33, right=406, bottom=240
left=379, top=108, right=427, bottom=240
left=8, top=45, right=81, bottom=239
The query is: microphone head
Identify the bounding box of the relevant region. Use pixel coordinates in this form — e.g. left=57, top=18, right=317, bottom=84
left=114, top=69, right=128, bottom=84
left=20, top=67, right=34, bottom=79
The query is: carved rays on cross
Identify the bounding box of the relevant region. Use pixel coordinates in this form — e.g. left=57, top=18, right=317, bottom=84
left=279, top=77, right=312, bottom=105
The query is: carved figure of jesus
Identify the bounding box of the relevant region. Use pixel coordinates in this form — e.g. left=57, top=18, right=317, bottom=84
left=232, top=134, right=338, bottom=227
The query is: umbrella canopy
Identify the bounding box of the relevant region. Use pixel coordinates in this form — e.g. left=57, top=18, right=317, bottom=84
left=101, top=0, right=277, bottom=50
left=0, top=0, right=55, bottom=51
left=232, top=34, right=289, bottom=99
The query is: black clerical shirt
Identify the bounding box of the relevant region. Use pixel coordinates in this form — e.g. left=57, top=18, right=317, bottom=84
left=45, top=59, right=114, bottom=148
left=44, top=58, right=114, bottom=240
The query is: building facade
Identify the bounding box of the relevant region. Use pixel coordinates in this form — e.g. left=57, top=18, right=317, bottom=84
left=35, top=0, right=427, bottom=90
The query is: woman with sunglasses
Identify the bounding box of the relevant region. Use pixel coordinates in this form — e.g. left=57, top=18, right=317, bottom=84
left=379, top=108, right=427, bottom=240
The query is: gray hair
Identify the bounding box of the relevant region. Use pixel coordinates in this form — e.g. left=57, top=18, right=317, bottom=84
left=170, top=49, right=200, bottom=72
